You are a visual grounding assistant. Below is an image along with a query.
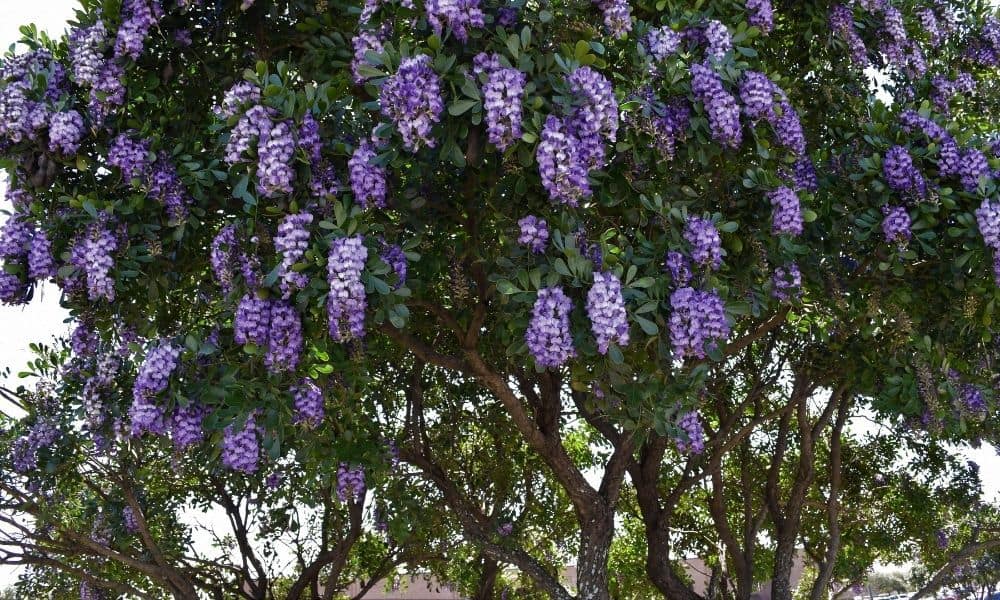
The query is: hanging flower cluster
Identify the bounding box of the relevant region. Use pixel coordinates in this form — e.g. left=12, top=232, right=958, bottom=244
left=380, top=55, right=444, bottom=151
left=881, top=205, right=912, bottom=246
left=704, top=20, right=732, bottom=60
left=475, top=55, right=526, bottom=151
left=586, top=271, right=629, bottom=354
left=668, top=287, right=730, bottom=360
left=593, top=0, right=631, bottom=38
left=690, top=62, right=742, bottom=149
left=746, top=0, right=774, bottom=33
left=644, top=27, right=681, bottom=62
left=674, top=411, right=705, bottom=454
left=222, top=415, right=261, bottom=473
left=517, top=215, right=549, bottom=254
left=975, top=199, right=1000, bottom=285
left=234, top=294, right=304, bottom=372
left=328, top=236, right=369, bottom=342
left=171, top=403, right=207, bottom=450
left=772, top=263, right=802, bottom=302
left=883, top=145, right=926, bottom=196
left=337, top=463, right=366, bottom=501
left=683, top=216, right=723, bottom=270
left=349, top=141, right=388, bottom=209
left=379, top=242, right=408, bottom=289
left=768, top=187, right=804, bottom=236
left=70, top=221, right=120, bottom=302
left=274, top=212, right=314, bottom=297
left=664, top=251, right=692, bottom=287
left=129, top=341, right=181, bottom=436
left=525, top=286, right=576, bottom=368
left=424, top=0, right=485, bottom=42
left=292, top=378, right=324, bottom=428
left=114, top=0, right=163, bottom=60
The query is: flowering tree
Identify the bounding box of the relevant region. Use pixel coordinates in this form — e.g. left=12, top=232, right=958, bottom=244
left=1, top=0, right=1000, bottom=599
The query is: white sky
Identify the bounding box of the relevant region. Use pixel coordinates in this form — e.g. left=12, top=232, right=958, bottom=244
left=0, top=0, right=998, bottom=591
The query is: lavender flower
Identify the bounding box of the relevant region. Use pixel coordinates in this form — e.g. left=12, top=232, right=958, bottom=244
left=959, top=149, right=990, bottom=192
left=108, top=134, right=151, bottom=182
left=328, top=235, right=368, bottom=342
left=0, top=271, right=28, bottom=306
left=27, top=231, right=56, bottom=280
left=769, top=187, right=804, bottom=236
left=381, top=55, right=444, bottom=151
left=425, top=0, right=485, bottom=42
left=747, top=0, right=774, bottom=33
left=664, top=250, right=692, bottom=286
left=0, top=214, right=32, bottom=260
left=114, top=0, right=163, bottom=60
left=298, top=113, right=322, bottom=163
left=483, top=67, right=526, bottom=151
left=337, top=463, right=366, bottom=501
left=975, top=199, right=1000, bottom=249
left=72, top=222, right=119, bottom=302
left=351, top=30, right=385, bottom=84
left=668, top=287, right=730, bottom=360
left=257, top=121, right=296, bottom=197
left=380, top=243, right=408, bottom=289
left=292, top=377, right=324, bottom=427
left=793, top=157, right=819, bottom=192
left=122, top=505, right=140, bottom=533
left=704, top=20, right=732, bottom=60
left=684, top=216, right=723, bottom=269
left=883, top=145, right=925, bottom=196
left=275, top=212, right=313, bottom=296
left=525, top=287, right=576, bottom=368
left=881, top=205, right=912, bottom=246
left=48, top=110, right=85, bottom=155
left=918, top=9, right=941, bottom=46
left=211, top=225, right=239, bottom=293
left=216, top=81, right=260, bottom=119
left=234, top=294, right=272, bottom=347
left=266, top=300, right=303, bottom=373
left=594, top=0, right=631, bottom=37
left=675, top=411, right=705, bottom=453
left=587, top=271, right=629, bottom=354
left=222, top=416, right=260, bottom=473
left=69, top=22, right=108, bottom=87
left=348, top=141, right=388, bottom=209
left=645, top=26, right=681, bottom=61
left=739, top=71, right=778, bottom=122
left=830, top=5, right=868, bottom=67
left=517, top=215, right=549, bottom=253
left=537, top=116, right=590, bottom=205
left=690, top=62, right=742, bottom=149
left=772, top=263, right=802, bottom=302
left=171, top=403, right=206, bottom=450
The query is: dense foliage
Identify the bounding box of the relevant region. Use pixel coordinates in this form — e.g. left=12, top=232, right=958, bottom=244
left=1, top=0, right=999, bottom=598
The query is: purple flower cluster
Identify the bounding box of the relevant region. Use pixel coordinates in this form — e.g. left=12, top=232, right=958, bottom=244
left=483, top=67, right=526, bottom=151
left=108, top=134, right=152, bottom=182
left=298, top=113, right=322, bottom=164
left=114, top=0, right=163, bottom=60
left=959, top=149, right=990, bottom=192
left=931, top=73, right=976, bottom=113
left=674, top=411, right=705, bottom=454
left=328, top=235, right=368, bottom=342
left=773, top=101, right=806, bottom=156
left=122, top=505, right=140, bottom=533
left=28, top=231, right=56, bottom=280
left=769, top=187, right=804, bottom=236
left=739, top=71, right=779, bottom=121
left=222, top=416, right=260, bottom=473
left=349, top=141, right=388, bottom=209
left=690, top=62, right=742, bottom=149
left=211, top=225, right=239, bottom=293
left=881, top=205, right=912, bottom=246
left=517, top=215, right=549, bottom=253
left=130, top=341, right=181, bottom=436
left=668, top=287, right=730, bottom=360
left=0, top=213, right=32, bottom=260
left=381, top=55, right=444, bottom=151
left=793, top=157, right=819, bottom=192
left=266, top=300, right=303, bottom=373
left=235, top=293, right=272, bottom=346
left=337, top=464, right=366, bottom=502
left=526, top=286, right=576, bottom=368
left=537, top=116, right=591, bottom=205
left=960, top=384, right=986, bottom=416
left=292, top=377, right=324, bottom=427
left=645, top=26, right=681, bottom=62
left=684, top=216, right=722, bottom=270
left=224, top=102, right=309, bottom=198
left=352, top=30, right=385, bottom=84
left=216, top=82, right=260, bottom=119
left=594, top=0, right=631, bottom=37
left=918, top=9, right=941, bottom=47
left=225, top=105, right=272, bottom=164
left=704, top=20, right=732, bottom=60
left=882, top=6, right=906, bottom=43
left=69, top=22, right=108, bottom=87
left=71, top=221, right=119, bottom=302
left=48, top=110, right=85, bottom=155
left=380, top=242, right=408, bottom=289
left=257, top=121, right=296, bottom=197
left=171, top=403, right=207, bottom=450
left=830, top=5, right=868, bottom=67
left=425, top=0, right=485, bottom=42
left=275, top=212, right=314, bottom=296
left=772, top=263, right=802, bottom=302
left=746, top=0, right=774, bottom=33
left=976, top=199, right=1000, bottom=250
left=10, top=420, right=59, bottom=473
left=587, top=271, right=629, bottom=354
left=0, top=272, right=29, bottom=306
left=149, top=154, right=192, bottom=223
left=664, top=250, right=692, bottom=286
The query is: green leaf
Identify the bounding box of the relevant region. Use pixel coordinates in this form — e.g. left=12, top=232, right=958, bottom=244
left=496, top=279, right=519, bottom=295
left=634, top=315, right=659, bottom=336
left=448, top=99, right=479, bottom=116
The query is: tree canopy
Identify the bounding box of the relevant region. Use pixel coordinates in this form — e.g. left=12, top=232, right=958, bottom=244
left=0, top=0, right=999, bottom=599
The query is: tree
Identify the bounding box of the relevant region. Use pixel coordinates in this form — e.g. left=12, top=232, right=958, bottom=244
left=0, top=0, right=999, bottom=599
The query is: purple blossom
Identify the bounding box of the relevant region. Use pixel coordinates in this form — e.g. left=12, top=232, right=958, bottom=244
left=793, top=157, right=819, bottom=192
left=772, top=263, right=802, bottom=302
left=27, top=231, right=56, bottom=280
left=594, top=0, right=631, bottom=37
left=171, top=403, right=207, bottom=450
left=704, top=20, right=732, bottom=60
left=675, top=411, right=705, bottom=454
left=88, top=62, right=126, bottom=124
left=644, top=26, right=681, bottom=61
left=497, top=6, right=518, bottom=27
left=668, top=287, right=730, bottom=360
left=772, top=101, right=806, bottom=156
left=108, top=134, right=151, bottom=182
left=222, top=416, right=260, bottom=473
left=292, top=377, right=324, bottom=428
left=71, top=322, right=100, bottom=357
left=587, top=271, right=629, bottom=354
left=216, top=81, right=260, bottom=119
left=235, top=294, right=272, bottom=347
left=537, top=115, right=591, bottom=205
left=975, top=199, right=1000, bottom=249
left=351, top=30, right=385, bottom=84
left=71, top=222, right=119, bottom=302
left=882, top=6, right=907, bottom=43
left=257, top=121, right=296, bottom=197
left=425, top=0, right=485, bottom=42
left=746, top=0, right=774, bottom=33
left=381, top=55, right=444, bottom=151
left=0, top=271, right=29, bottom=306
left=959, top=149, right=990, bottom=192
left=938, top=139, right=961, bottom=178
left=960, top=384, right=986, bottom=416
left=525, top=287, right=576, bottom=368
left=830, top=5, right=868, bottom=67
left=224, top=104, right=273, bottom=165
left=69, top=22, right=108, bottom=87
left=664, top=250, right=692, bottom=286
left=918, top=9, right=941, bottom=46
left=122, top=505, right=140, bottom=533
left=483, top=67, right=526, bottom=151
left=211, top=225, right=239, bottom=293
left=337, top=463, right=366, bottom=502
left=328, top=235, right=368, bottom=342
left=0, top=214, right=32, bottom=260
left=149, top=154, right=192, bottom=224
left=275, top=212, right=314, bottom=296
left=517, top=215, right=549, bottom=254
left=349, top=141, right=388, bottom=209
left=10, top=420, right=59, bottom=473
left=690, top=62, right=742, bottom=149
left=380, top=243, right=408, bottom=289
left=266, top=300, right=303, bottom=373
left=648, top=99, right=690, bottom=160
left=769, top=187, right=804, bottom=236
left=739, top=71, right=778, bottom=122
left=298, top=113, right=322, bottom=163
left=565, top=66, right=618, bottom=168
left=114, top=0, right=163, bottom=60
left=48, top=110, right=85, bottom=155
left=684, top=216, right=722, bottom=269
left=881, top=205, right=912, bottom=246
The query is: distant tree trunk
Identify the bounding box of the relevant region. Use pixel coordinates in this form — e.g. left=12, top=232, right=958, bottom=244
left=472, top=555, right=500, bottom=600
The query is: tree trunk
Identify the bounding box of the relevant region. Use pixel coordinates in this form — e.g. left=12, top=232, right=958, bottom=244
left=770, top=528, right=799, bottom=600
left=575, top=506, right=615, bottom=600
left=473, top=555, right=500, bottom=600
